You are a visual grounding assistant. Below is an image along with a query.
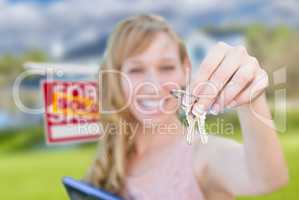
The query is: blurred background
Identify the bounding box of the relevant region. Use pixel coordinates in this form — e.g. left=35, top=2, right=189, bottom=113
left=0, top=0, right=298, bottom=199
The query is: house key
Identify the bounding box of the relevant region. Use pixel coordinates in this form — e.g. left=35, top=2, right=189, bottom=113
left=170, top=89, right=208, bottom=144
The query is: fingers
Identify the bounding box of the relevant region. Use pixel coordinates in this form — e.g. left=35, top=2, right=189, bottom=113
left=229, top=68, right=269, bottom=107
left=191, top=42, right=231, bottom=94
left=193, top=45, right=247, bottom=111
left=213, top=68, right=268, bottom=111
left=190, top=42, right=268, bottom=116
left=210, top=56, right=259, bottom=114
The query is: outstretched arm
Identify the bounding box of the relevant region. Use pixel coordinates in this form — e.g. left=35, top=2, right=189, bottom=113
left=192, top=42, right=288, bottom=196
left=235, top=93, right=288, bottom=194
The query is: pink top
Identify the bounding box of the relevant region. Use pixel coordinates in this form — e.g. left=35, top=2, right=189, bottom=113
left=123, top=139, right=205, bottom=200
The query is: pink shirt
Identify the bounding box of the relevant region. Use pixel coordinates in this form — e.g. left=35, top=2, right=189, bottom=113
left=123, top=139, right=205, bottom=200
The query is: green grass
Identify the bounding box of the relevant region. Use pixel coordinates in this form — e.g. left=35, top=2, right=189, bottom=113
left=238, top=133, right=299, bottom=200
left=0, top=133, right=298, bottom=200
left=0, top=147, right=96, bottom=200
left=0, top=111, right=298, bottom=199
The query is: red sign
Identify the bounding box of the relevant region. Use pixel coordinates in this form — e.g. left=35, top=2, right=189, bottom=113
left=42, top=81, right=101, bottom=144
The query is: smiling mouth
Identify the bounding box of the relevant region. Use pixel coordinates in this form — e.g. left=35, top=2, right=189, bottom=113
left=136, top=98, right=170, bottom=113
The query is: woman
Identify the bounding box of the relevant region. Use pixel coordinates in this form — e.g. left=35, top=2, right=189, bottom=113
left=85, top=14, right=288, bottom=199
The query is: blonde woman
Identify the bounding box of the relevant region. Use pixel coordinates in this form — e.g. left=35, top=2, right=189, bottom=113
left=85, top=14, right=288, bottom=199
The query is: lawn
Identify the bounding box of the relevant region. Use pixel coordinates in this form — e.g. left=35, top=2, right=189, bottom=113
left=0, top=114, right=298, bottom=199
left=239, top=133, right=299, bottom=200
left=0, top=147, right=96, bottom=200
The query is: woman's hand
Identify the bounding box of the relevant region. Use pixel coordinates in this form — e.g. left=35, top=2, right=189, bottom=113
left=191, top=42, right=269, bottom=115
left=192, top=42, right=288, bottom=195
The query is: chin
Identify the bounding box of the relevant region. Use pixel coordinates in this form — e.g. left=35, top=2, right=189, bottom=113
left=132, top=110, right=177, bottom=128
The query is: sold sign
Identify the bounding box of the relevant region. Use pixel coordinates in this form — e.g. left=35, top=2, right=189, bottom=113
left=42, top=81, right=102, bottom=144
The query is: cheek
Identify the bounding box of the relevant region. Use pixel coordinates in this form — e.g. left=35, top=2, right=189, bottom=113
left=121, top=75, right=143, bottom=97
left=121, top=76, right=133, bottom=104
left=121, top=75, right=146, bottom=116
left=160, top=70, right=186, bottom=91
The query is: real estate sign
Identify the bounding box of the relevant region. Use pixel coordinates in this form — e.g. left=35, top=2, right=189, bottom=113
left=42, top=81, right=101, bottom=144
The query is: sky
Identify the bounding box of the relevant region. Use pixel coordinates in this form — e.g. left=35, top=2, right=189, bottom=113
left=0, top=0, right=298, bottom=58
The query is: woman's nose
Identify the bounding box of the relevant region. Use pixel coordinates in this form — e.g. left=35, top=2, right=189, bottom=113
left=143, top=69, right=162, bottom=93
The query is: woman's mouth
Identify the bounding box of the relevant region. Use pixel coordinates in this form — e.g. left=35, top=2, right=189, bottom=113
left=136, top=98, right=170, bottom=114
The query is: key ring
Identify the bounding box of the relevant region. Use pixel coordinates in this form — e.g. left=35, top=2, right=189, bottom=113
left=170, top=89, right=208, bottom=144
left=170, top=89, right=199, bottom=101
left=170, top=89, right=199, bottom=110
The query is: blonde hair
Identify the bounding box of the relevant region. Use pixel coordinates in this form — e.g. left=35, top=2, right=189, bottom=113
left=84, top=14, right=189, bottom=195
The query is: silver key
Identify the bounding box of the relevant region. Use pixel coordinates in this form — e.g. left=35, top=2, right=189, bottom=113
left=192, top=105, right=208, bottom=144
left=170, top=71, right=208, bottom=144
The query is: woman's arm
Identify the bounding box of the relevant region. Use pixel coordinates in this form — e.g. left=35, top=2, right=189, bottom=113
left=192, top=42, right=288, bottom=196
left=235, top=93, right=288, bottom=192
left=194, top=95, right=288, bottom=196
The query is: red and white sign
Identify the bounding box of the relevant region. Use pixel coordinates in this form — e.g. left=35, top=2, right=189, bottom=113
left=42, top=81, right=102, bottom=144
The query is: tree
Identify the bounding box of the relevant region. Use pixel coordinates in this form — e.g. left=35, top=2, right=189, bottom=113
left=0, top=49, right=48, bottom=86
left=245, top=24, right=299, bottom=98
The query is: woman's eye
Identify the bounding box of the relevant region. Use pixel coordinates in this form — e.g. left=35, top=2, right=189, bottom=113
left=128, top=67, right=144, bottom=74
left=160, top=65, right=175, bottom=71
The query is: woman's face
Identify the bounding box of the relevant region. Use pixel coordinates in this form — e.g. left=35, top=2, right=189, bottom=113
left=121, top=32, right=187, bottom=125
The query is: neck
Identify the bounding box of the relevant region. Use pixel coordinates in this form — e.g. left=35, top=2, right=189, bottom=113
left=134, top=115, right=185, bottom=157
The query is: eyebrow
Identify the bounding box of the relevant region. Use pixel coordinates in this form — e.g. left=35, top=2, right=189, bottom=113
left=159, top=57, right=178, bottom=63
left=125, top=56, right=178, bottom=66
left=125, top=59, right=144, bottom=66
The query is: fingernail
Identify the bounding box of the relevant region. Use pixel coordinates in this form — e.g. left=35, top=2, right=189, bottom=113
left=209, top=109, right=218, bottom=116
left=227, top=100, right=237, bottom=109
left=211, top=103, right=220, bottom=115
left=195, top=103, right=205, bottom=113
left=192, top=103, right=205, bottom=117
